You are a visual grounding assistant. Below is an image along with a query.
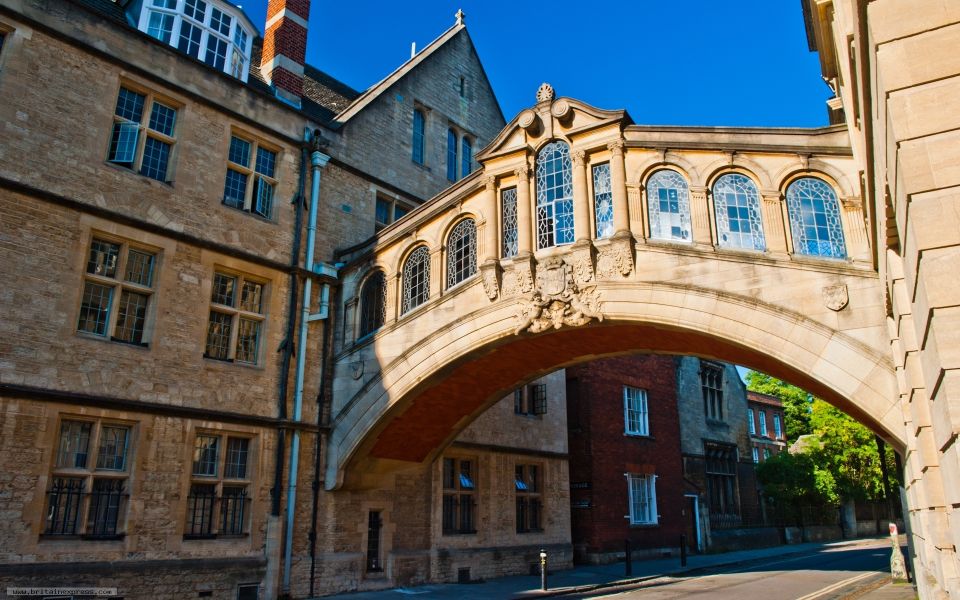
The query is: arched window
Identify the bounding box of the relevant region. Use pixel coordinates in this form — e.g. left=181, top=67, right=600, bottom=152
left=412, top=109, right=425, bottom=165
left=461, top=137, right=473, bottom=178
left=446, top=129, right=457, bottom=182
left=786, top=177, right=846, bottom=258
left=446, top=219, right=477, bottom=288
left=358, top=270, right=386, bottom=338
left=402, top=246, right=430, bottom=314
left=536, top=141, right=574, bottom=249
left=593, top=163, right=614, bottom=239
left=647, top=169, right=691, bottom=242
left=713, top=173, right=765, bottom=251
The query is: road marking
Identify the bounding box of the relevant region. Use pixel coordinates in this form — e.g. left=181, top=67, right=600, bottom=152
left=793, top=571, right=883, bottom=600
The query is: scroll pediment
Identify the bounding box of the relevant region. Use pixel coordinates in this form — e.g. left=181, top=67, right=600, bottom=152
left=476, top=87, right=632, bottom=161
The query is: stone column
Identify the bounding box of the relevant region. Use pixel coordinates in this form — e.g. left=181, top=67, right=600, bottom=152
left=516, top=165, right=533, bottom=255
left=842, top=196, right=869, bottom=261
left=430, top=248, right=442, bottom=298
left=572, top=149, right=591, bottom=242
left=481, top=176, right=498, bottom=262
left=609, top=140, right=629, bottom=235
left=385, top=273, right=398, bottom=323
left=689, top=186, right=712, bottom=246
left=760, top=190, right=788, bottom=254
left=627, top=183, right=645, bottom=239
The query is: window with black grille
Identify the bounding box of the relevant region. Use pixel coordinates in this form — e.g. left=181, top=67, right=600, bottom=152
left=184, top=433, right=253, bottom=539
left=441, top=458, right=476, bottom=534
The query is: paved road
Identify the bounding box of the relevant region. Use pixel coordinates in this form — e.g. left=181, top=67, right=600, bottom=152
left=568, top=542, right=891, bottom=599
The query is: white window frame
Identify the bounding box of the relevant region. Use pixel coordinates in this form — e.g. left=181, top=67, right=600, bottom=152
left=137, top=0, right=253, bottom=81
left=626, top=473, right=657, bottom=525
left=747, top=408, right=755, bottom=434
left=623, top=386, right=649, bottom=436
left=759, top=410, right=768, bottom=436
left=752, top=447, right=759, bottom=463
left=773, top=414, right=782, bottom=439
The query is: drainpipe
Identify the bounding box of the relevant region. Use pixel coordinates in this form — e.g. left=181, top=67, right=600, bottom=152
left=282, top=133, right=334, bottom=595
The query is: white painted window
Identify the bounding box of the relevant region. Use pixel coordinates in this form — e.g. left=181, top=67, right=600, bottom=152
left=747, top=408, right=755, bottom=434
left=627, top=473, right=657, bottom=525
left=752, top=447, right=759, bottom=463
left=759, top=410, right=767, bottom=436
left=773, top=414, right=782, bottom=439
left=623, top=386, right=649, bottom=436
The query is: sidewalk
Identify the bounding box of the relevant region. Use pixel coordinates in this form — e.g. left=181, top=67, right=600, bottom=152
left=319, top=537, right=916, bottom=599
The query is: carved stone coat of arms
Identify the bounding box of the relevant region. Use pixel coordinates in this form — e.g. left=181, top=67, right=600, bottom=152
left=514, top=258, right=603, bottom=334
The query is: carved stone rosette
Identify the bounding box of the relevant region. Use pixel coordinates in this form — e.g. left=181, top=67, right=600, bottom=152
left=596, top=235, right=634, bottom=280
left=479, top=261, right=500, bottom=301
left=514, top=258, right=603, bottom=334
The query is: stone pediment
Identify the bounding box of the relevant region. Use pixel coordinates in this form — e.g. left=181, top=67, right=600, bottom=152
left=476, top=84, right=632, bottom=161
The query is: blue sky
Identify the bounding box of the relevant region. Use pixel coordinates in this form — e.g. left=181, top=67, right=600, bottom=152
left=242, top=1, right=830, bottom=128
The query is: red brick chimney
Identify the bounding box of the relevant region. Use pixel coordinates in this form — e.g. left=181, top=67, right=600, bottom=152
left=260, top=0, right=310, bottom=107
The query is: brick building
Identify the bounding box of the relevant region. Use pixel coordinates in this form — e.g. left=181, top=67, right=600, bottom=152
left=0, top=0, right=509, bottom=597
left=565, top=355, right=685, bottom=563
left=746, top=391, right=787, bottom=463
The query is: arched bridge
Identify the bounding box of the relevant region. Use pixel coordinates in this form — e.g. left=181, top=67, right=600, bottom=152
left=327, top=87, right=896, bottom=490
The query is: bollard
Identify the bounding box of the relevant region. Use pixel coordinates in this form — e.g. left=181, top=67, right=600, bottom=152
left=540, top=548, right=548, bottom=591
left=625, top=539, right=632, bottom=576
left=680, top=534, right=687, bottom=567
left=889, top=523, right=907, bottom=581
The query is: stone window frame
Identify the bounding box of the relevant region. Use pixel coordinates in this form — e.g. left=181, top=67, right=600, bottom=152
left=626, top=473, right=658, bottom=526
left=623, top=385, right=649, bottom=437
left=0, top=22, right=12, bottom=72
left=400, top=245, right=431, bottom=315
left=700, top=361, right=724, bottom=421
left=184, top=431, right=255, bottom=539
left=43, top=416, right=135, bottom=540
left=444, top=217, right=477, bottom=290
left=106, top=81, right=181, bottom=184
left=513, top=383, right=547, bottom=417
left=501, top=186, right=519, bottom=258
left=136, top=0, right=253, bottom=81
left=784, top=176, right=847, bottom=259
left=357, top=269, right=387, bottom=340
left=222, top=129, right=281, bottom=220
left=441, top=456, right=477, bottom=535
left=515, top=463, right=543, bottom=534
left=203, top=268, right=268, bottom=365
left=412, top=106, right=426, bottom=165
left=535, top=140, right=575, bottom=249
left=646, top=168, right=692, bottom=243
left=76, top=232, right=160, bottom=347
left=711, top=171, right=766, bottom=252
left=375, top=192, right=414, bottom=232
left=445, top=124, right=476, bottom=182
left=592, top=161, right=614, bottom=239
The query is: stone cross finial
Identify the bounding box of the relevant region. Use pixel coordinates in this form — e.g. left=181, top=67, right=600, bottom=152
left=455, top=9, right=465, bottom=25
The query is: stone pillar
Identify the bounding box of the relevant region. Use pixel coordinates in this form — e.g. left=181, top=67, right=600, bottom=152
left=516, top=165, right=533, bottom=255
left=760, top=190, right=788, bottom=254
left=430, top=248, right=442, bottom=298
left=842, top=196, right=869, bottom=261
left=689, top=186, right=712, bottom=246
left=385, top=273, right=399, bottom=323
left=572, top=149, right=591, bottom=242
left=627, top=183, right=645, bottom=240
left=481, top=176, right=498, bottom=262
left=609, top=140, right=629, bottom=235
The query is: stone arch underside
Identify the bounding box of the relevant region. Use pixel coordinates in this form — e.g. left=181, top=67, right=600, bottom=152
left=327, top=280, right=898, bottom=490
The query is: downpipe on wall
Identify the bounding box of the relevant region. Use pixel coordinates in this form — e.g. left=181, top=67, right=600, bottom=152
left=282, top=131, right=335, bottom=596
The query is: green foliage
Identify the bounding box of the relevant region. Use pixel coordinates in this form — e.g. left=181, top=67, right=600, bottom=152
left=745, top=371, right=811, bottom=442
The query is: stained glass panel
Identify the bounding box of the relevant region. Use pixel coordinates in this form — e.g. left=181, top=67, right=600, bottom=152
left=713, top=173, right=765, bottom=251
left=786, top=177, right=846, bottom=258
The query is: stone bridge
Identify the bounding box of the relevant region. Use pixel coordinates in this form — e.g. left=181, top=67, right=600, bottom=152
left=326, top=88, right=894, bottom=490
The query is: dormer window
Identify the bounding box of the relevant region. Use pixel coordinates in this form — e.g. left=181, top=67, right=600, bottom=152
left=139, top=0, right=253, bottom=82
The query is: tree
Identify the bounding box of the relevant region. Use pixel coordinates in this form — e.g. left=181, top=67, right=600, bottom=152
left=745, top=371, right=812, bottom=442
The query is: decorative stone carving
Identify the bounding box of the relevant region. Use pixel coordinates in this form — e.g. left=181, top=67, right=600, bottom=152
left=568, top=241, right=595, bottom=286
left=607, top=139, right=624, bottom=156
left=518, top=109, right=538, bottom=131
left=501, top=258, right=535, bottom=297
left=536, top=82, right=555, bottom=104
left=514, top=258, right=603, bottom=334
left=596, top=236, right=634, bottom=279
left=551, top=98, right=571, bottom=119
left=479, top=261, right=499, bottom=301
left=823, top=284, right=849, bottom=311
left=571, top=149, right=586, bottom=167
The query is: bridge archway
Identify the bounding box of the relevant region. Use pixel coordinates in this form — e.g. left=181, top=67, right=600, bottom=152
left=328, top=276, right=896, bottom=489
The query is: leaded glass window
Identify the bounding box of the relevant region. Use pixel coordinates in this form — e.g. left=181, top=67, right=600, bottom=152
left=412, top=109, right=425, bottom=165
left=446, top=129, right=457, bottom=181
left=593, top=162, right=614, bottom=239
left=402, top=246, right=430, bottom=314
left=461, top=137, right=473, bottom=178
left=713, top=173, right=765, bottom=251
left=536, top=141, right=574, bottom=249
left=786, top=177, right=846, bottom=258
left=647, top=169, right=691, bottom=241
left=446, top=219, right=476, bottom=288
left=107, top=86, right=178, bottom=183
left=223, top=135, right=278, bottom=219
left=501, top=187, right=518, bottom=258
left=359, top=270, right=387, bottom=338
left=205, top=271, right=266, bottom=364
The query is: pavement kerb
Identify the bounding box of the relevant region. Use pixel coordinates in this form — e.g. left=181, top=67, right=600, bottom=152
left=512, top=537, right=893, bottom=599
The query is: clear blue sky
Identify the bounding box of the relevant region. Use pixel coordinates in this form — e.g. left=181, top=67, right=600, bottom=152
left=242, top=1, right=830, bottom=128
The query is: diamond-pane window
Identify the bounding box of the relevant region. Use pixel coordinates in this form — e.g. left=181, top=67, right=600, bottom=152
left=786, top=177, right=846, bottom=259
left=647, top=169, right=691, bottom=241
left=359, top=271, right=387, bottom=338
left=593, top=162, right=613, bottom=239
left=446, top=219, right=476, bottom=288
left=501, top=187, right=518, bottom=258
left=536, top=141, right=574, bottom=248
left=402, top=246, right=430, bottom=314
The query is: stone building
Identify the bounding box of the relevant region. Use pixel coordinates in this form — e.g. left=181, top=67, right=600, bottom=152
left=0, top=0, right=506, bottom=597
left=746, top=390, right=787, bottom=463
left=565, top=355, right=685, bottom=563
